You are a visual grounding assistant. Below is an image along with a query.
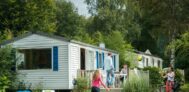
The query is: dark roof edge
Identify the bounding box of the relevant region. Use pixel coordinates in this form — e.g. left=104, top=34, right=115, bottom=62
left=0, top=32, right=33, bottom=46
left=0, top=31, right=71, bottom=46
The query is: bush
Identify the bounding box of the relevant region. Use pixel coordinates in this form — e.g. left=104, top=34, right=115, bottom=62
left=122, top=70, right=151, bottom=92
left=0, top=46, right=16, bottom=90
left=143, top=67, right=163, bottom=87
left=175, top=69, right=184, bottom=83
left=74, top=77, right=90, bottom=92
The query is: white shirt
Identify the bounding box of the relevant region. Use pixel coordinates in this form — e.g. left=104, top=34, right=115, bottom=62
left=104, top=56, right=113, bottom=70
left=167, top=72, right=174, bottom=81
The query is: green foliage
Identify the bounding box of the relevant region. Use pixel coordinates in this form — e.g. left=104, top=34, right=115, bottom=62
left=175, top=69, right=185, bottom=85
left=143, top=67, right=163, bottom=87
left=0, top=0, right=56, bottom=35
left=124, top=51, right=138, bottom=69
left=0, top=29, right=13, bottom=43
left=74, top=77, right=90, bottom=92
left=133, top=0, right=189, bottom=67
left=166, top=32, right=189, bottom=69
left=0, top=46, right=16, bottom=89
left=73, top=32, right=95, bottom=44
left=122, top=70, right=151, bottom=92
left=32, top=82, right=43, bottom=92
left=103, top=31, right=133, bottom=67
left=166, top=32, right=189, bottom=81
left=180, top=83, right=189, bottom=92
left=55, top=0, right=87, bottom=39
left=85, top=0, right=141, bottom=42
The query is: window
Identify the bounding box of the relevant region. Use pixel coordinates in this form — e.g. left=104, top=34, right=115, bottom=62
left=17, top=48, right=52, bottom=70
left=142, top=56, right=145, bottom=67
left=146, top=58, right=148, bottom=66
left=152, top=58, right=154, bottom=66
left=99, top=53, right=103, bottom=68
left=158, top=60, right=161, bottom=68
left=113, top=55, right=116, bottom=70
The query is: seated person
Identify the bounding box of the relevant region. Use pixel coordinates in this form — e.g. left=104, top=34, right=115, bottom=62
left=120, top=64, right=127, bottom=83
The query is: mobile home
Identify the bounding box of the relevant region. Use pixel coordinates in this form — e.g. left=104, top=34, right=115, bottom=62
left=0, top=32, right=119, bottom=90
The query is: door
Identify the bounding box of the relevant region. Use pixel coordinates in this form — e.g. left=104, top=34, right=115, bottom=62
left=80, top=48, right=85, bottom=70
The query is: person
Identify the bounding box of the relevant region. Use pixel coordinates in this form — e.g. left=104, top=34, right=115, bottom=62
left=104, top=52, right=114, bottom=88
left=165, top=67, right=175, bottom=92
left=120, top=64, right=127, bottom=83
left=91, top=69, right=110, bottom=92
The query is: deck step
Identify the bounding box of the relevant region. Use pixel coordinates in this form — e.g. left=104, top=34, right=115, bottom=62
left=100, top=88, right=122, bottom=92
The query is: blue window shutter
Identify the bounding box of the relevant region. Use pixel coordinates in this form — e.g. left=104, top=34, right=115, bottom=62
left=113, top=55, right=116, bottom=70
left=102, top=52, right=104, bottom=70
left=96, top=51, right=99, bottom=69
left=53, top=46, right=58, bottom=71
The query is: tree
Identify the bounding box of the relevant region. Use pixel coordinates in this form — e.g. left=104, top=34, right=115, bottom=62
left=0, top=29, right=13, bottom=43
left=133, top=0, right=189, bottom=67
left=85, top=0, right=141, bottom=43
left=0, top=0, right=56, bottom=36
left=55, top=0, right=88, bottom=39
left=0, top=46, right=16, bottom=91
left=124, top=51, right=138, bottom=69
left=103, top=31, right=133, bottom=67
left=85, top=0, right=141, bottom=68
left=167, top=31, right=189, bottom=81
left=167, top=32, right=189, bottom=69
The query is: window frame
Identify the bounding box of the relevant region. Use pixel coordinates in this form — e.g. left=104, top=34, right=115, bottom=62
left=152, top=58, right=154, bottom=66
left=16, top=48, right=53, bottom=71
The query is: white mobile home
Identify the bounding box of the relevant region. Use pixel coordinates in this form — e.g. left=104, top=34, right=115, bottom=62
left=135, top=49, right=163, bottom=69
left=0, top=32, right=119, bottom=90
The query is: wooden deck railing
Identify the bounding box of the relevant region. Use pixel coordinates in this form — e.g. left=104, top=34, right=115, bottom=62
left=77, top=69, right=149, bottom=89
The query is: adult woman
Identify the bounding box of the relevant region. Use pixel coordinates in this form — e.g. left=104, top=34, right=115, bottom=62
left=165, top=67, right=175, bottom=92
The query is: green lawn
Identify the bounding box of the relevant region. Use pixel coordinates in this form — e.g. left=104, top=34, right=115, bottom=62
left=180, top=82, right=189, bottom=92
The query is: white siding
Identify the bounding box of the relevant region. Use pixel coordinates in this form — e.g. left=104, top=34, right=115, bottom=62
left=17, top=45, right=69, bottom=89
left=85, top=50, right=95, bottom=70
left=69, top=44, right=80, bottom=89
left=10, top=34, right=69, bottom=89
left=68, top=43, right=119, bottom=88
left=137, top=53, right=163, bottom=69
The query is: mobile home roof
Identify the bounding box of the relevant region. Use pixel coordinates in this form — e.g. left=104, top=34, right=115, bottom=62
left=0, top=31, right=118, bottom=53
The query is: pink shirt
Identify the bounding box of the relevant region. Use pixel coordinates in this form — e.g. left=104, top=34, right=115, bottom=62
left=92, top=75, right=106, bottom=88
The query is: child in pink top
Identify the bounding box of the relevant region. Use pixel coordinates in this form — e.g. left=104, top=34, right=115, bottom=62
left=91, top=69, right=109, bottom=92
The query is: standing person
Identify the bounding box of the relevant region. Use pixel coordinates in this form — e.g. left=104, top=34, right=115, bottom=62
left=91, top=69, right=110, bottom=92
left=120, top=64, right=128, bottom=83
left=165, top=67, right=175, bottom=92
left=104, top=52, right=114, bottom=88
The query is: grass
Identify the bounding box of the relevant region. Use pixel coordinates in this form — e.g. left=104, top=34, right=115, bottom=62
left=180, top=82, right=189, bottom=92
left=122, top=70, right=151, bottom=92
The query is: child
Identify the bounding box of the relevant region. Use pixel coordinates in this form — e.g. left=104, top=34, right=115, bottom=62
left=91, top=69, right=110, bottom=92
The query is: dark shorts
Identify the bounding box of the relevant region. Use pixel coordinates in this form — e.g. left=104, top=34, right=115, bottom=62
left=91, top=86, right=100, bottom=92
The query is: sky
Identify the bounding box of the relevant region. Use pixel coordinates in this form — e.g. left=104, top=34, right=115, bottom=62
left=68, top=0, right=90, bottom=17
